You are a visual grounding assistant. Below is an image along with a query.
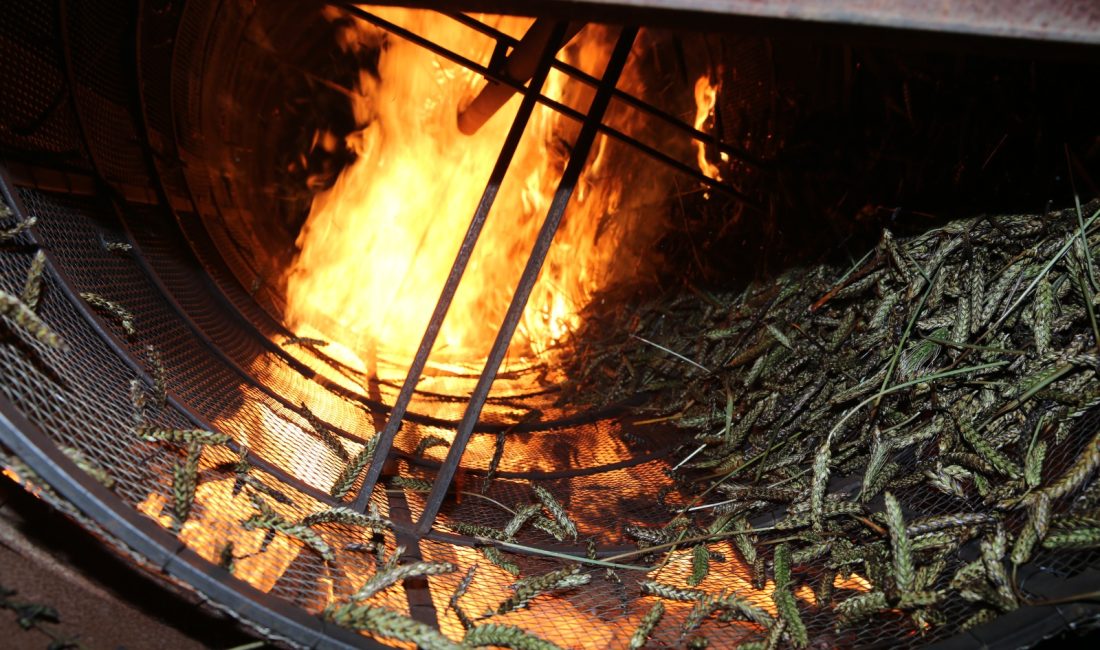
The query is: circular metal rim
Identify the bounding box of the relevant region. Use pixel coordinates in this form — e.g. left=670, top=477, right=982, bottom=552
left=0, top=397, right=381, bottom=650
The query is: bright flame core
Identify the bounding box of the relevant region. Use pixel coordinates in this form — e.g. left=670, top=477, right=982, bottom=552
left=693, top=74, right=723, bottom=181
left=284, top=9, right=661, bottom=371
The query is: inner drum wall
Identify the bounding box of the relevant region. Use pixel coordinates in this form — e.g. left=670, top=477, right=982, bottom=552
left=2, top=1, right=1100, bottom=649
left=0, top=1, right=685, bottom=646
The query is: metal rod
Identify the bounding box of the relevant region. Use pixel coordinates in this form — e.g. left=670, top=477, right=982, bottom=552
left=445, top=11, right=770, bottom=169
left=338, top=4, right=755, bottom=205
left=412, top=26, right=640, bottom=536
left=349, top=22, right=571, bottom=514
left=458, top=18, right=585, bottom=135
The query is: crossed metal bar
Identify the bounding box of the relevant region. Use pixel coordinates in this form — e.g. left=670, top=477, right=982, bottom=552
left=336, top=5, right=757, bottom=204
left=342, top=16, right=638, bottom=527
left=333, top=5, right=760, bottom=535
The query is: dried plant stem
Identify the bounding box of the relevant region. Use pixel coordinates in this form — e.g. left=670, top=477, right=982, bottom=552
left=242, top=511, right=334, bottom=563
left=884, top=492, right=915, bottom=592
left=992, top=206, right=1100, bottom=332
left=21, top=250, right=46, bottom=311
left=0, top=289, right=66, bottom=350
left=351, top=561, right=456, bottom=602
left=172, top=443, right=202, bottom=526
left=60, top=445, right=114, bottom=488
left=138, top=426, right=230, bottom=446
left=463, top=624, right=563, bottom=650
left=639, top=580, right=773, bottom=627
left=449, top=565, right=477, bottom=629
left=331, top=436, right=378, bottom=500
left=629, top=601, right=665, bottom=650
left=325, top=603, right=461, bottom=649
left=532, top=484, right=578, bottom=540
left=414, top=435, right=449, bottom=457
left=80, top=292, right=135, bottom=335
left=299, top=506, right=390, bottom=532
left=1035, top=428, right=1100, bottom=501
left=145, top=344, right=167, bottom=408
left=299, top=402, right=350, bottom=462
left=282, top=336, right=327, bottom=348
left=771, top=544, right=808, bottom=647
left=0, top=215, right=36, bottom=241
left=503, top=503, right=542, bottom=539
left=480, top=546, right=520, bottom=576
left=491, top=566, right=590, bottom=616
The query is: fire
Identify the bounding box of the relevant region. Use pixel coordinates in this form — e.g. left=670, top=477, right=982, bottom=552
left=284, top=8, right=661, bottom=374
left=692, top=74, right=723, bottom=181
left=2, top=465, right=44, bottom=499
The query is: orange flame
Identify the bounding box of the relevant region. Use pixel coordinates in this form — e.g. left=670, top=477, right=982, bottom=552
left=283, top=9, right=659, bottom=374
left=693, top=74, right=723, bottom=181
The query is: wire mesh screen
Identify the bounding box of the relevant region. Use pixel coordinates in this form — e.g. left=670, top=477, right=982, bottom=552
left=6, top=152, right=1100, bottom=650
left=3, top=1, right=1100, bottom=649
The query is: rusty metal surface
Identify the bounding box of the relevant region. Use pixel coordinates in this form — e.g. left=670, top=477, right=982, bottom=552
left=404, top=0, right=1100, bottom=46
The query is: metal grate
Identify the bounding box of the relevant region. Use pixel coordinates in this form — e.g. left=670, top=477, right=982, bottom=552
left=2, top=1, right=1100, bottom=649
left=0, top=0, right=90, bottom=168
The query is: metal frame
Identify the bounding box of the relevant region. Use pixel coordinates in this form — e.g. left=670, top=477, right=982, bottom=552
left=335, top=8, right=649, bottom=535
left=4, top=2, right=1100, bottom=649
left=0, top=162, right=378, bottom=649
left=334, top=5, right=758, bottom=205
left=379, top=0, right=1100, bottom=48
left=357, top=22, right=640, bottom=534
left=321, top=4, right=754, bottom=536
left=0, top=7, right=816, bottom=648
left=349, top=17, right=572, bottom=513
left=129, top=0, right=687, bottom=526
left=0, top=399, right=379, bottom=650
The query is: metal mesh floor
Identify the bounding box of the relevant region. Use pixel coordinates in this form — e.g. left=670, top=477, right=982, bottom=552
left=3, top=1, right=1100, bottom=649
left=5, top=171, right=1100, bottom=648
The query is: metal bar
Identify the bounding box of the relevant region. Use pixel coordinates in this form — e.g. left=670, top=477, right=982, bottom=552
left=0, top=399, right=377, bottom=650
left=392, top=0, right=1100, bottom=47
left=413, top=26, right=640, bottom=536
left=384, top=487, right=442, bottom=631
left=458, top=18, right=585, bottom=135
left=338, top=4, right=755, bottom=205
left=349, top=22, right=571, bottom=514
left=445, top=11, right=770, bottom=168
